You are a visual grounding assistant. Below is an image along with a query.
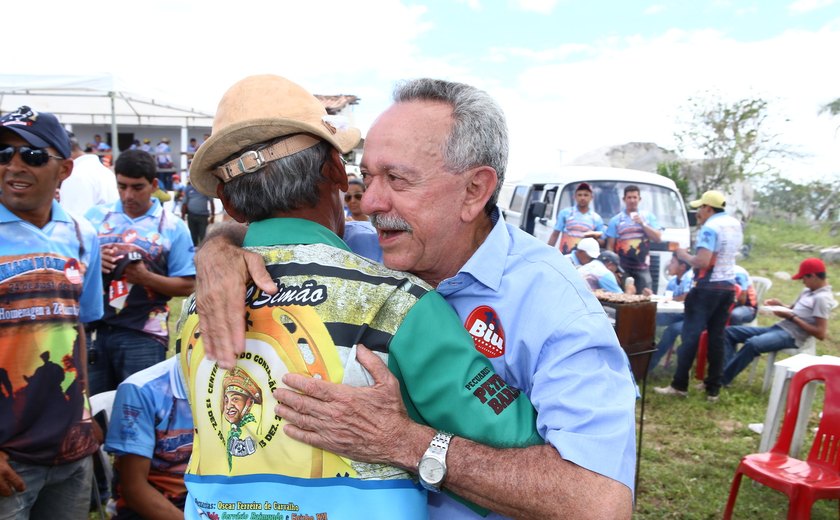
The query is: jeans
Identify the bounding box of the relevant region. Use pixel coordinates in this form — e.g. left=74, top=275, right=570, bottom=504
left=649, top=315, right=684, bottom=370
left=625, top=267, right=652, bottom=295
left=729, top=305, right=757, bottom=326
left=722, top=324, right=796, bottom=385
left=89, top=326, right=166, bottom=395
left=0, top=457, right=92, bottom=520
left=671, top=286, right=735, bottom=395
left=187, top=214, right=210, bottom=246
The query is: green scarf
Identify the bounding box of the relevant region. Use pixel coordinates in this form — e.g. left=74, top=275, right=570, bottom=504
left=226, top=412, right=256, bottom=470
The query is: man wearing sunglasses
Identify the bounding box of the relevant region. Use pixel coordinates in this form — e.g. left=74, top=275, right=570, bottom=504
left=721, top=257, right=836, bottom=385
left=0, top=105, right=104, bottom=518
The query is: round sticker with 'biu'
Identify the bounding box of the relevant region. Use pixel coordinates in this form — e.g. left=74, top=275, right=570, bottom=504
left=64, top=258, right=82, bottom=284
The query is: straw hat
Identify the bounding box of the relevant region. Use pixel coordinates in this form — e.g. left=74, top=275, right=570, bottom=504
left=189, top=74, right=361, bottom=196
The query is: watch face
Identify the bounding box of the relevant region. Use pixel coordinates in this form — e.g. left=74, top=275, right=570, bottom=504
left=419, top=457, right=445, bottom=484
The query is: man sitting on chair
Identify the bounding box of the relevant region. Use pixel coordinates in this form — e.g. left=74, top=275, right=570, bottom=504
left=721, top=258, right=836, bottom=386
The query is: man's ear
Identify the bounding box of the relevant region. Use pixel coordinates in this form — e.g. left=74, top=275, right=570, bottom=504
left=57, top=158, right=73, bottom=184
left=323, top=150, right=349, bottom=192
left=461, top=166, right=497, bottom=222
left=216, top=183, right=247, bottom=223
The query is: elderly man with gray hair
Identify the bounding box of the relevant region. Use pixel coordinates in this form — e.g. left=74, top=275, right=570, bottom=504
left=176, top=75, right=540, bottom=520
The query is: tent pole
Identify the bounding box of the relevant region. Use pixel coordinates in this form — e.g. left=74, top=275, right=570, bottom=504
left=110, top=91, right=119, bottom=161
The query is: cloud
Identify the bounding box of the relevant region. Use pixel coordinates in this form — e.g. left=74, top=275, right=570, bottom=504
left=508, top=0, right=560, bottom=15
left=789, top=0, right=837, bottom=13
left=644, top=4, right=667, bottom=15
left=494, top=25, right=840, bottom=181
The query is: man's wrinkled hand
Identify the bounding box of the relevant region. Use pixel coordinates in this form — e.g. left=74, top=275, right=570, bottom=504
left=0, top=452, right=25, bottom=497
left=194, top=236, right=275, bottom=369
left=273, top=345, right=409, bottom=465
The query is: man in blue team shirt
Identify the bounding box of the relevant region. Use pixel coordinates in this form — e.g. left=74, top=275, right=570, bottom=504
left=0, top=106, right=104, bottom=518
left=85, top=149, right=195, bottom=395
left=648, top=255, right=694, bottom=371
left=655, top=190, right=742, bottom=401
left=729, top=265, right=758, bottom=326
left=605, top=185, right=663, bottom=294
left=574, top=237, right=623, bottom=294
left=194, top=78, right=637, bottom=519
left=547, top=182, right=606, bottom=254
left=105, top=357, right=193, bottom=518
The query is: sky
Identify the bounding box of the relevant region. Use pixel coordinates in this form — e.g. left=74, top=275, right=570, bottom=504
left=6, top=0, right=840, bottom=183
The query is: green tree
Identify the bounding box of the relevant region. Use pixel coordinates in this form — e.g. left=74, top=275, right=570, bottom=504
left=673, top=95, right=794, bottom=195
left=757, top=174, right=840, bottom=221
left=656, top=161, right=690, bottom=201
left=820, top=97, right=840, bottom=116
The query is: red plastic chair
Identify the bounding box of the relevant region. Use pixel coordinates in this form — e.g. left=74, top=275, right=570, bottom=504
left=723, top=364, right=840, bottom=519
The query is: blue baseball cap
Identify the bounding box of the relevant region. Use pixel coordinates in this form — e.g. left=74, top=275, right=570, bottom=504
left=0, top=105, right=71, bottom=158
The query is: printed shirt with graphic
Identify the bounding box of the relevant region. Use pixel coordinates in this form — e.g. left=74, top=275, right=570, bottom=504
left=665, top=269, right=694, bottom=299
left=85, top=199, right=195, bottom=340
left=691, top=212, right=743, bottom=288
left=0, top=201, right=103, bottom=465
left=577, top=260, right=622, bottom=293
left=553, top=206, right=606, bottom=255
left=176, top=218, right=541, bottom=520
left=604, top=210, right=662, bottom=269
left=778, top=285, right=837, bottom=347
left=105, top=357, right=193, bottom=516
left=431, top=208, right=638, bottom=520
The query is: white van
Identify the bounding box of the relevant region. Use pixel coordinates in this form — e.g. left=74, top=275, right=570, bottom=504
left=499, top=166, right=691, bottom=295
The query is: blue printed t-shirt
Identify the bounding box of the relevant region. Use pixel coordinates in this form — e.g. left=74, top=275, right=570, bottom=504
left=0, top=201, right=103, bottom=465
left=577, top=260, right=623, bottom=293
left=106, top=357, right=193, bottom=515
left=604, top=210, right=662, bottom=270
left=692, top=212, right=742, bottom=288
left=85, top=199, right=195, bottom=339
left=665, top=269, right=694, bottom=299
left=431, top=208, right=638, bottom=520
left=552, top=206, right=606, bottom=255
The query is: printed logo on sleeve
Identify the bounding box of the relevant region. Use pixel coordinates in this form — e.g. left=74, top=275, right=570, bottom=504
left=465, top=305, right=505, bottom=358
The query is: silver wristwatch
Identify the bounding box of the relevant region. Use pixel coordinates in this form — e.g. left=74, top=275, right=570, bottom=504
left=418, top=431, right=453, bottom=492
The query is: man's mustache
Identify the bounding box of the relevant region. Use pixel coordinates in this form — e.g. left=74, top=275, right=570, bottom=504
left=371, top=213, right=412, bottom=232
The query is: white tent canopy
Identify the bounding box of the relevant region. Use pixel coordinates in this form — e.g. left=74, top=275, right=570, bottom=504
left=0, top=74, right=214, bottom=128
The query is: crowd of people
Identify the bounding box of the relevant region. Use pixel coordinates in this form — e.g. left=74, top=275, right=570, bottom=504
left=0, top=72, right=833, bottom=519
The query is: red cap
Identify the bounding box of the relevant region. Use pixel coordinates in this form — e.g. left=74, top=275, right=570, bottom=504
left=792, top=257, right=826, bottom=280
left=576, top=182, right=592, bottom=193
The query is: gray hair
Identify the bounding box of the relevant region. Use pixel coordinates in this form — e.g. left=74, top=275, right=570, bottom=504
left=219, top=137, right=331, bottom=222
left=393, top=78, right=508, bottom=215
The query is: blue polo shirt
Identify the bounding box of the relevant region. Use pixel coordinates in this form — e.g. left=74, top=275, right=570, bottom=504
left=605, top=210, right=662, bottom=270
left=431, top=209, right=638, bottom=519
left=693, top=212, right=742, bottom=287
left=552, top=206, right=606, bottom=255
left=85, top=198, right=195, bottom=339
left=0, top=200, right=103, bottom=465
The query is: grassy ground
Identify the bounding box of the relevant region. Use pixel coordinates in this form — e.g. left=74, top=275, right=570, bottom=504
left=635, top=215, right=840, bottom=519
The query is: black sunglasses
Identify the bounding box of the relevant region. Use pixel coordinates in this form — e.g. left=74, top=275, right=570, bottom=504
left=0, top=145, right=64, bottom=167
left=344, top=193, right=363, bottom=202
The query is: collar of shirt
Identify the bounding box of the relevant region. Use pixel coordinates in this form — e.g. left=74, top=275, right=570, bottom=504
left=243, top=218, right=350, bottom=251
left=0, top=199, right=73, bottom=225
left=115, top=197, right=163, bottom=220
left=168, top=357, right=189, bottom=400
left=438, top=207, right=506, bottom=294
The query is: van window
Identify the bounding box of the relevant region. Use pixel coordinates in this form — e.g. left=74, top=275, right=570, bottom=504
left=510, top=185, right=531, bottom=213
left=557, top=182, right=687, bottom=229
